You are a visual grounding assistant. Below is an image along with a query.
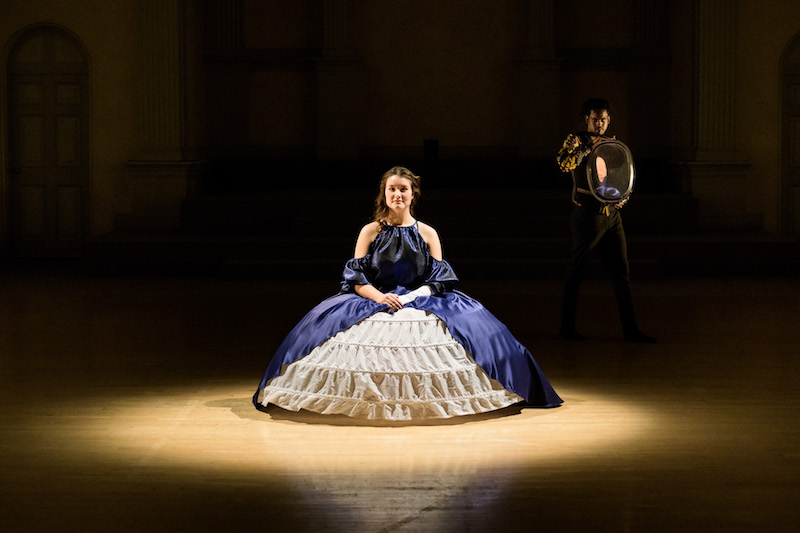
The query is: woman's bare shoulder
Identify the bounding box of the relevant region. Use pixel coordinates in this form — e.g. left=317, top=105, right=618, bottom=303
left=353, top=221, right=380, bottom=258
left=416, top=221, right=440, bottom=240
left=358, top=221, right=381, bottom=238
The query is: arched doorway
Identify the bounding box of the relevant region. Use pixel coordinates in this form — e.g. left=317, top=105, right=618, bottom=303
left=781, top=32, right=800, bottom=237
left=6, top=26, right=90, bottom=257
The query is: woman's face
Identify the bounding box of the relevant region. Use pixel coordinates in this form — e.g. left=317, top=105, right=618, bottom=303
left=384, top=175, right=414, bottom=213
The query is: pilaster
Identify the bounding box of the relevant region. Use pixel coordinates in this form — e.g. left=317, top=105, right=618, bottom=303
left=315, top=0, right=361, bottom=159
left=633, top=0, right=668, bottom=54
left=124, top=0, right=204, bottom=231
left=693, top=0, right=739, bottom=162
left=135, top=0, right=185, bottom=162
left=517, top=0, right=562, bottom=158
left=206, top=0, right=243, bottom=50
left=680, top=0, right=756, bottom=229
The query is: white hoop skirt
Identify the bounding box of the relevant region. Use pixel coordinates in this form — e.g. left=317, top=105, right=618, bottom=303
left=256, top=308, right=523, bottom=420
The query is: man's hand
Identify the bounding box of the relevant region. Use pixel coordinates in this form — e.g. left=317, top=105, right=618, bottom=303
left=587, top=133, right=616, bottom=148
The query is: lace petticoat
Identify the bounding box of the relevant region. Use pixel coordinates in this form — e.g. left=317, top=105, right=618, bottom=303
left=256, top=308, right=523, bottom=420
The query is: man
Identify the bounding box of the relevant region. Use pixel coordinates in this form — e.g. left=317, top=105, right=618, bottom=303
left=556, top=98, right=656, bottom=343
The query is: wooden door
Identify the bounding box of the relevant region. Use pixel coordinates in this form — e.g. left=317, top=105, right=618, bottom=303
left=8, top=27, right=89, bottom=257
left=783, top=74, right=800, bottom=236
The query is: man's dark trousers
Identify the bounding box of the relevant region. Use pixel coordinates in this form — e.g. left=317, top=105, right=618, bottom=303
left=560, top=202, right=639, bottom=336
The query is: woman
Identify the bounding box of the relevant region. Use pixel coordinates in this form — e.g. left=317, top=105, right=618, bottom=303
left=254, top=166, right=562, bottom=420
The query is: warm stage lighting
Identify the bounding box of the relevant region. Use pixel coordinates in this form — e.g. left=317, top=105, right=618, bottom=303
left=12, top=381, right=658, bottom=530
left=71, top=381, right=656, bottom=476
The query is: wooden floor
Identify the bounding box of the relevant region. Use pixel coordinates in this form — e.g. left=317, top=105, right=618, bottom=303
left=1, top=262, right=798, bottom=532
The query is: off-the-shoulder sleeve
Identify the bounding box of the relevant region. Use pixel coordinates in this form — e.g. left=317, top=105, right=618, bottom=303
left=339, top=256, right=374, bottom=293
left=425, top=258, right=459, bottom=293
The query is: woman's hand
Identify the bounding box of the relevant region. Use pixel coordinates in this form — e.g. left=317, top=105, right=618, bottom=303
left=376, top=292, right=403, bottom=312
left=355, top=284, right=404, bottom=311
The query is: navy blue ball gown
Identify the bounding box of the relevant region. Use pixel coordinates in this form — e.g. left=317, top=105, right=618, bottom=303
left=254, top=222, right=562, bottom=420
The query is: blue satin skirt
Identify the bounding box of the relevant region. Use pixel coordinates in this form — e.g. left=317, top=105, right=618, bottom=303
left=254, top=289, right=563, bottom=409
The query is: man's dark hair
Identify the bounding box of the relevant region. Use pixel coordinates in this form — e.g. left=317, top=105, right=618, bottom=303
left=580, top=98, right=613, bottom=118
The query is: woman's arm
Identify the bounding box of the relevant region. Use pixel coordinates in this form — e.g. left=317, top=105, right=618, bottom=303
left=417, top=222, right=458, bottom=294
left=353, top=222, right=379, bottom=259
left=355, top=284, right=402, bottom=311
left=417, top=222, right=443, bottom=261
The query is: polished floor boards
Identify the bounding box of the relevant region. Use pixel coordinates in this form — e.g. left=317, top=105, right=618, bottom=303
left=1, top=266, right=798, bottom=532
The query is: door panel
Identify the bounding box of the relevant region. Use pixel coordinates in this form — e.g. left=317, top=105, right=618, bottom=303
left=19, top=83, right=45, bottom=104
left=20, top=186, right=46, bottom=237
left=56, top=83, right=81, bottom=105
left=19, top=116, right=46, bottom=165
left=57, top=186, right=81, bottom=239
left=7, top=27, right=89, bottom=257
left=56, top=116, right=81, bottom=166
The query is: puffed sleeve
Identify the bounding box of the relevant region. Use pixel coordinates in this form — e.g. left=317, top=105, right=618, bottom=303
left=556, top=133, right=587, bottom=173
left=339, top=256, right=375, bottom=293
left=425, top=258, right=459, bottom=294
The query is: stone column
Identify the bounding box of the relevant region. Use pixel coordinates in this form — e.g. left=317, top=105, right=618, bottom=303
left=323, top=0, right=347, bottom=53
left=517, top=0, right=562, bottom=158
left=315, top=0, right=361, bottom=159
left=206, top=0, right=243, bottom=50
left=633, top=0, right=667, bottom=53
left=136, top=0, right=184, bottom=161
left=124, top=0, right=204, bottom=231
left=629, top=0, right=671, bottom=159
left=694, top=0, right=738, bottom=162
left=679, top=0, right=754, bottom=229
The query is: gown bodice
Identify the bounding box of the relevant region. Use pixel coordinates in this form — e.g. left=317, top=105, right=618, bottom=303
left=340, top=222, right=458, bottom=294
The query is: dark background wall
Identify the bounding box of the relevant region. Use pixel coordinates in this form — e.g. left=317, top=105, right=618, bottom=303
left=1, top=0, right=800, bottom=270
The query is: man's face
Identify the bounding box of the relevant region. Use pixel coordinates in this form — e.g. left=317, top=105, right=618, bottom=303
left=585, top=110, right=611, bottom=135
